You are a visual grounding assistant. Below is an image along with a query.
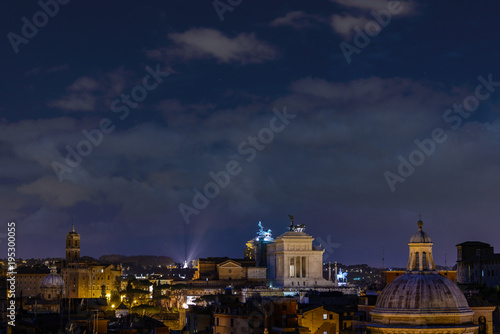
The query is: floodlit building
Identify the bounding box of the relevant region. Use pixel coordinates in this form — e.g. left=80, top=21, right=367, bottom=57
left=267, top=218, right=333, bottom=289
left=367, top=219, right=478, bottom=334
left=195, top=257, right=266, bottom=282
left=298, top=305, right=340, bottom=334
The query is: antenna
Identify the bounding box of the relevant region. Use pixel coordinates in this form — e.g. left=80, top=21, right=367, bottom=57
left=382, top=247, right=385, bottom=269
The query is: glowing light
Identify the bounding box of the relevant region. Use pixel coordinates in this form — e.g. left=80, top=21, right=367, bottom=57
left=111, top=304, right=115, bottom=308
left=183, top=261, right=188, bottom=269
left=337, top=268, right=348, bottom=286
left=182, top=303, right=189, bottom=309
left=256, top=221, right=274, bottom=242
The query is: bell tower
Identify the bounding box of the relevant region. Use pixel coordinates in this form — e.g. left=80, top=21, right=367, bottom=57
left=66, top=225, right=80, bottom=262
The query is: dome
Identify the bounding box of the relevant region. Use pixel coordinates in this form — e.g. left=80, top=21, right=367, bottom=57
left=409, top=220, right=432, bottom=243
left=42, top=267, right=65, bottom=288
left=374, top=273, right=471, bottom=315
left=369, top=218, right=477, bottom=332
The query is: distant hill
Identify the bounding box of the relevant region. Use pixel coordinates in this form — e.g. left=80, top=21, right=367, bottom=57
left=99, top=254, right=175, bottom=267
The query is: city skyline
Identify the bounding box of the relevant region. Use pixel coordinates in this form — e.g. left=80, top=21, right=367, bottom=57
left=1, top=1, right=500, bottom=267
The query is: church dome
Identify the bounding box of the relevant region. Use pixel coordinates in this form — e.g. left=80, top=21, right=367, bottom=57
left=409, top=220, right=432, bottom=243
left=374, top=273, right=471, bottom=314
left=369, top=219, right=476, bottom=332
left=42, top=266, right=65, bottom=288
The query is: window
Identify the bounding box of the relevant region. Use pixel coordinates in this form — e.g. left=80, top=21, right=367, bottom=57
left=230, top=319, right=234, bottom=327
left=302, top=257, right=306, bottom=277
left=216, top=318, right=219, bottom=326
left=323, top=314, right=327, bottom=320
left=422, top=252, right=427, bottom=270
left=290, top=258, right=295, bottom=278
left=329, top=314, right=333, bottom=320
left=228, top=269, right=232, bottom=273
left=414, top=252, right=419, bottom=270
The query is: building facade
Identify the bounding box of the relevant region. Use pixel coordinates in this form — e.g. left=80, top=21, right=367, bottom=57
left=267, top=222, right=333, bottom=289
left=456, top=241, right=500, bottom=288
left=61, top=263, right=122, bottom=298
left=15, top=266, right=50, bottom=297
left=298, top=305, right=340, bottom=334
left=195, top=257, right=265, bottom=282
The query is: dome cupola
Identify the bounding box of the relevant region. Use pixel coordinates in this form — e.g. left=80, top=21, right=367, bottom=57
left=368, top=218, right=477, bottom=333
left=41, top=264, right=65, bottom=300
left=42, top=265, right=65, bottom=288
left=407, top=219, right=435, bottom=272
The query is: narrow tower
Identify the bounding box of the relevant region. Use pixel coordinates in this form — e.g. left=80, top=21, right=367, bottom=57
left=66, top=225, right=80, bottom=262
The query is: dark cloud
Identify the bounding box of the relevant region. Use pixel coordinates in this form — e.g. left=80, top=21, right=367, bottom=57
left=1, top=1, right=499, bottom=267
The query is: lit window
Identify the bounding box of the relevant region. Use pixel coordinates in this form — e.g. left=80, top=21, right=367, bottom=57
left=323, top=314, right=327, bottom=320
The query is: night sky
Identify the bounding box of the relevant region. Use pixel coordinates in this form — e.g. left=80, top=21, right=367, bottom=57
left=2, top=0, right=500, bottom=268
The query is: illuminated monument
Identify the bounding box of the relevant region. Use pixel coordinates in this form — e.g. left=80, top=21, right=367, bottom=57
left=266, top=215, right=333, bottom=288
left=253, top=221, right=274, bottom=269
left=367, top=219, right=477, bottom=334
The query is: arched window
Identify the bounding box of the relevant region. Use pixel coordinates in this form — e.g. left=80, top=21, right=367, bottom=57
left=422, top=252, right=427, bottom=270
left=414, top=252, right=420, bottom=270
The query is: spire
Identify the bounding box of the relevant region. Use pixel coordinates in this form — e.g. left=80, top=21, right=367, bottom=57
left=418, top=214, right=423, bottom=231
left=72, top=225, right=75, bottom=233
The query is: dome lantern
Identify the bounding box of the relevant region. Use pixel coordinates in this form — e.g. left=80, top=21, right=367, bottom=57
left=407, top=218, right=435, bottom=272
